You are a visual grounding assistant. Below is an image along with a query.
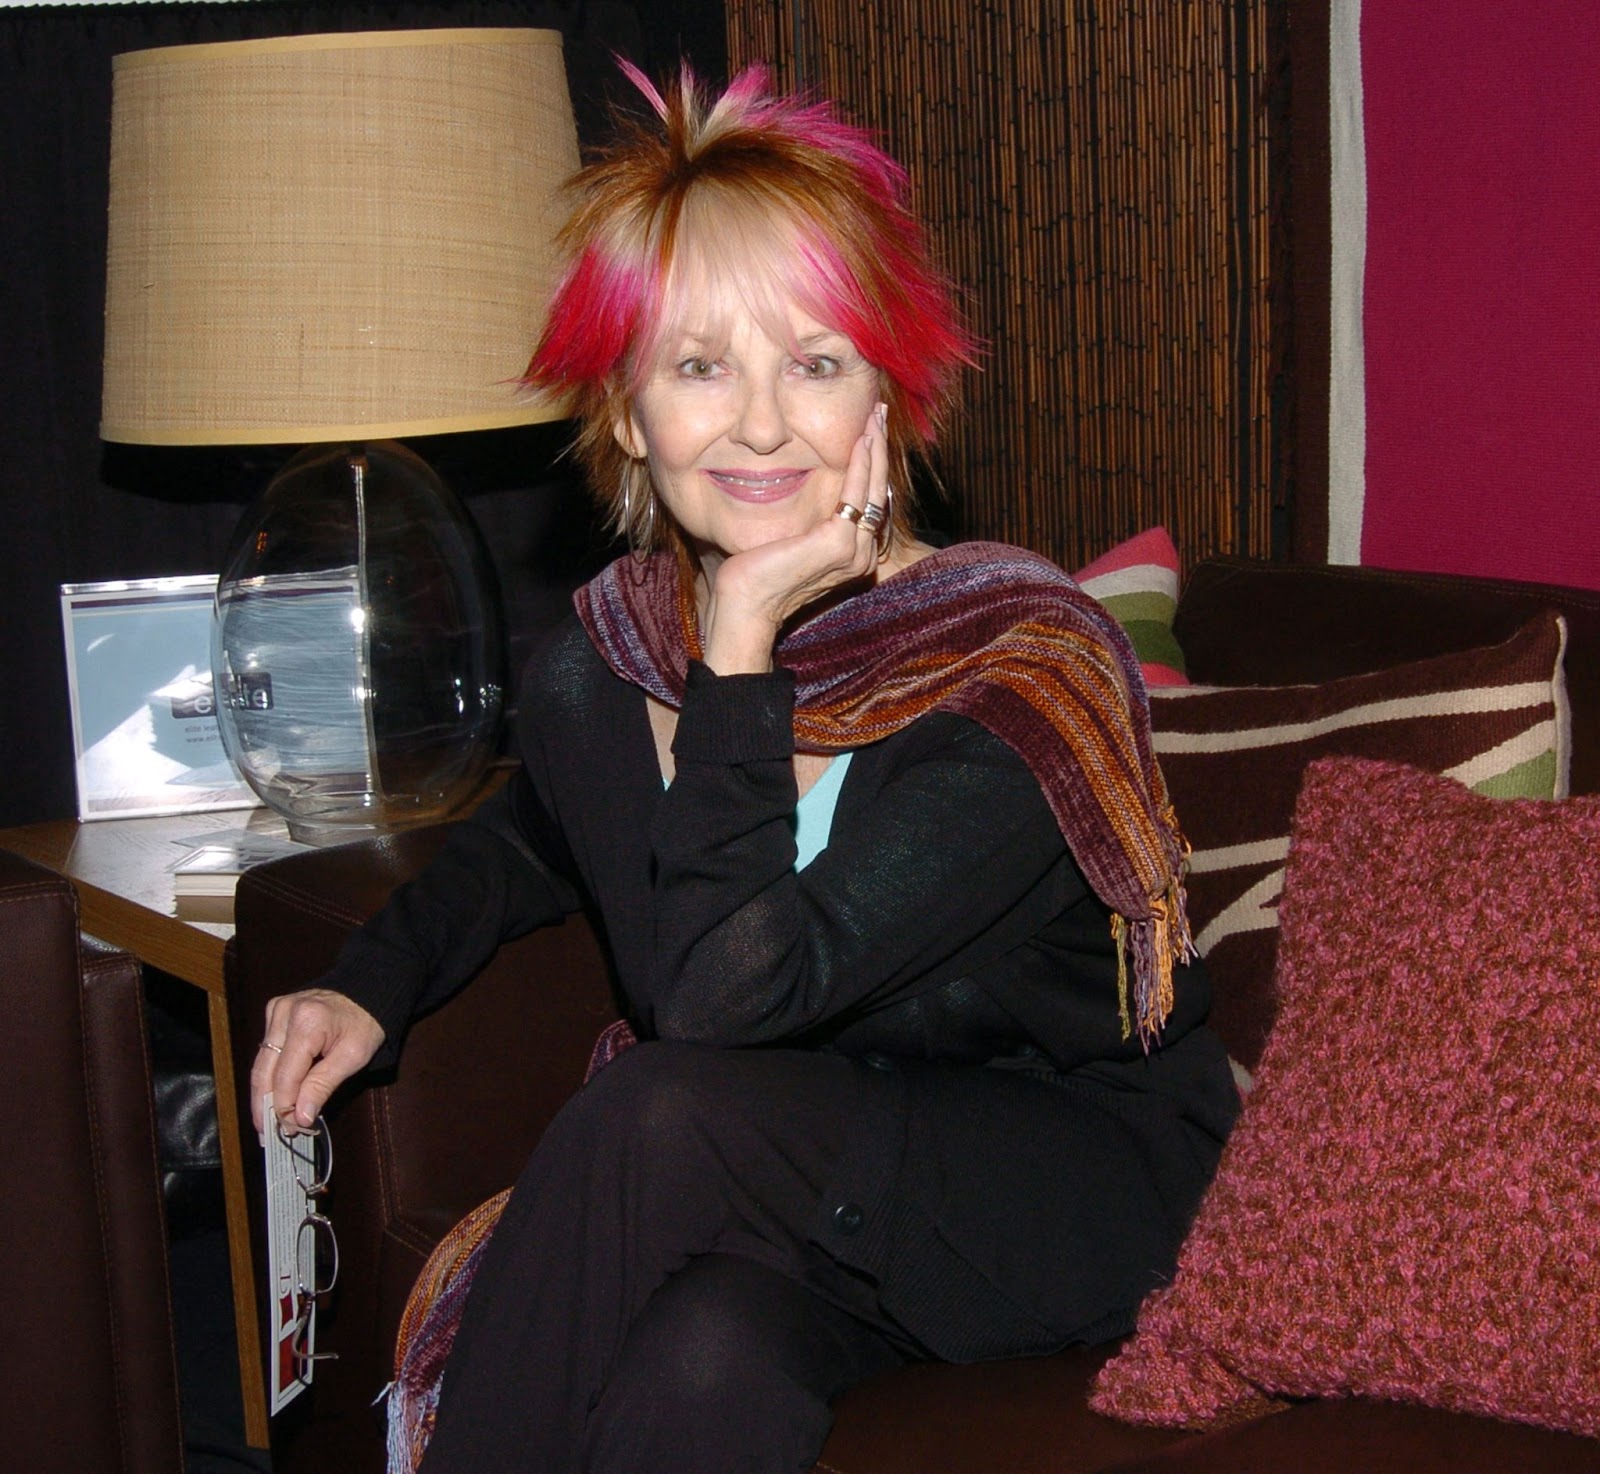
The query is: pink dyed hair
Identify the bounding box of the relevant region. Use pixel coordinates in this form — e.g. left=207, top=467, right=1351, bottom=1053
left=524, top=62, right=979, bottom=553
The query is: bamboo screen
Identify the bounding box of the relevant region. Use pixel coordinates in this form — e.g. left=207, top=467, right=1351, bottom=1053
left=725, top=0, right=1276, bottom=572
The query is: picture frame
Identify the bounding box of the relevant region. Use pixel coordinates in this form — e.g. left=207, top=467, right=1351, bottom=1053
left=60, top=575, right=260, bottom=820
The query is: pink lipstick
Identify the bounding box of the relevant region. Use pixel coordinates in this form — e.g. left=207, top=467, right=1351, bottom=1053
left=706, top=468, right=810, bottom=503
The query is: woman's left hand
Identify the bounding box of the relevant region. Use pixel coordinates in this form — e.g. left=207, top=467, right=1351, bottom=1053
left=700, top=403, right=890, bottom=673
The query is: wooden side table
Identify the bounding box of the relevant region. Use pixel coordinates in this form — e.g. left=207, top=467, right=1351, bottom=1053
left=0, top=807, right=288, bottom=1449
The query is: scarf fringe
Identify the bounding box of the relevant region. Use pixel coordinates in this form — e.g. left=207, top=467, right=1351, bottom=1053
left=1114, top=875, right=1195, bottom=1050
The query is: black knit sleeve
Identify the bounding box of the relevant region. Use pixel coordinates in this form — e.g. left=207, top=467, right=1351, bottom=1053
left=642, top=660, right=1080, bottom=1045
left=320, top=763, right=582, bottom=1066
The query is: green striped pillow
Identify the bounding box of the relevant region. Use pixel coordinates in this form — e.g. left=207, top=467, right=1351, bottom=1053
left=1073, top=526, right=1188, bottom=686
left=1150, top=611, right=1569, bottom=1072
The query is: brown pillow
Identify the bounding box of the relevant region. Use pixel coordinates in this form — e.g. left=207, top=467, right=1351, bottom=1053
left=1150, top=611, right=1569, bottom=1071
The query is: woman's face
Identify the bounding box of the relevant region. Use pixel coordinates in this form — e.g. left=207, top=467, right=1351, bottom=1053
left=616, top=280, right=881, bottom=579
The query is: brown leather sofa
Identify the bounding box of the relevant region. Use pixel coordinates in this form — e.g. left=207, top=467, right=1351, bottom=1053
left=226, top=557, right=1600, bottom=1474
left=1, top=850, right=185, bottom=1474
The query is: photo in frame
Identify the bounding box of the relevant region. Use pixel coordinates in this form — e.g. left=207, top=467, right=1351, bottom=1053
left=60, top=575, right=260, bottom=819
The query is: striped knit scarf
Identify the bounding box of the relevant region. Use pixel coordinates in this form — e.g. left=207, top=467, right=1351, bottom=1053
left=575, top=539, right=1192, bottom=1047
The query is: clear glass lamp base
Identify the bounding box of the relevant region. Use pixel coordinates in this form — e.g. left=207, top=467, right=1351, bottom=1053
left=211, top=440, right=505, bottom=844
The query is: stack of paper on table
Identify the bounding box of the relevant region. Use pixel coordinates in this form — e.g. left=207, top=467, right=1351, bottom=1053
left=171, top=831, right=309, bottom=896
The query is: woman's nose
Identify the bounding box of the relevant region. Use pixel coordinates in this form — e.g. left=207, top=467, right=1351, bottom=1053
left=731, top=376, right=789, bottom=454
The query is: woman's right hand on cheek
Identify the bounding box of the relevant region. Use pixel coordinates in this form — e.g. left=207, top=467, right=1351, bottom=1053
left=249, top=988, right=386, bottom=1136
left=701, top=404, right=889, bottom=672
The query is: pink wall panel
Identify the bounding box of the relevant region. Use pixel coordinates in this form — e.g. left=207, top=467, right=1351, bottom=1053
left=1361, top=2, right=1600, bottom=590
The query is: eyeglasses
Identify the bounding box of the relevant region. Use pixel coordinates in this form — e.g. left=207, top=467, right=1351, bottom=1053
left=277, top=1115, right=339, bottom=1384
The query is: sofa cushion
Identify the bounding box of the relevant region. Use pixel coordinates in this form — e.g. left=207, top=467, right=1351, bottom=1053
left=1090, top=756, right=1600, bottom=1439
left=1073, top=526, right=1188, bottom=686
left=1148, top=610, right=1569, bottom=1071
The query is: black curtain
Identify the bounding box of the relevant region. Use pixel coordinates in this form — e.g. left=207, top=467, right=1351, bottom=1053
left=0, top=1, right=727, bottom=828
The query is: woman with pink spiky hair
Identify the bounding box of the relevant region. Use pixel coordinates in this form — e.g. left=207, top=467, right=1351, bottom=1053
left=253, top=63, right=1237, bottom=1473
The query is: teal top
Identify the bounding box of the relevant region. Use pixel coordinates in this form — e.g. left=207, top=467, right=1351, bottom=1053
left=664, top=749, right=853, bottom=872
left=793, top=751, right=852, bottom=871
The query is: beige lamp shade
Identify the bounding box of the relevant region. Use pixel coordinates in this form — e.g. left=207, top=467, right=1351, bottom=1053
left=102, top=28, right=581, bottom=445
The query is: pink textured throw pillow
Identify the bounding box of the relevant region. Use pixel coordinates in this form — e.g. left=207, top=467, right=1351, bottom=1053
left=1091, top=756, right=1600, bottom=1437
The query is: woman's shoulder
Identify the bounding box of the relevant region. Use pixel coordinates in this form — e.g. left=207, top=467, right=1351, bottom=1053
left=520, top=609, right=605, bottom=692
left=859, top=704, right=1037, bottom=788
left=514, top=609, right=643, bottom=745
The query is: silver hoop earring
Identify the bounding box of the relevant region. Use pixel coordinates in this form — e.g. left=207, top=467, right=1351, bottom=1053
left=876, top=485, right=895, bottom=563
left=620, top=463, right=656, bottom=563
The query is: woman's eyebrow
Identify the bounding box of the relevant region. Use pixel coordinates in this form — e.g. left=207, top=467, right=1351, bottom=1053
left=792, top=332, right=854, bottom=356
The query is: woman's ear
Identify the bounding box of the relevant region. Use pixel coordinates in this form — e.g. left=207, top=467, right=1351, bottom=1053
left=611, top=407, right=647, bottom=460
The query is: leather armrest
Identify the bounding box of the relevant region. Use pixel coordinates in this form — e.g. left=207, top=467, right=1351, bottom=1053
left=0, top=851, right=183, bottom=1474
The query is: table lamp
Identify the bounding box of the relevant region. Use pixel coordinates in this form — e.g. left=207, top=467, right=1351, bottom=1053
left=100, top=28, right=580, bottom=841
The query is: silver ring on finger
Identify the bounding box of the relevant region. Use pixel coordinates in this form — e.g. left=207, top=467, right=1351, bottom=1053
left=834, top=500, right=864, bottom=524
left=262, top=1040, right=285, bottom=1055
left=859, top=501, right=888, bottom=536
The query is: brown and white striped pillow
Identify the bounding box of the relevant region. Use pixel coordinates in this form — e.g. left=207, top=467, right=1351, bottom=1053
left=1150, top=610, right=1569, bottom=1074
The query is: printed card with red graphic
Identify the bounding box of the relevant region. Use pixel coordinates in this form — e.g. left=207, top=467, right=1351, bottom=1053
left=262, top=1096, right=316, bottom=1414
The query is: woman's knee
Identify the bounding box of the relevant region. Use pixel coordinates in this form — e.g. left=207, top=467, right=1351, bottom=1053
left=523, top=1040, right=747, bottom=1212
left=561, top=1038, right=726, bottom=1150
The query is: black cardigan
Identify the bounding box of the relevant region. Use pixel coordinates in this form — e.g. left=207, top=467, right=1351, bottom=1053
left=328, top=617, right=1223, bottom=1096
left=322, top=615, right=1240, bottom=1355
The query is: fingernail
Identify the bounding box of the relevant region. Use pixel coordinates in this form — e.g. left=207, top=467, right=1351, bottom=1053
left=876, top=402, right=888, bottom=431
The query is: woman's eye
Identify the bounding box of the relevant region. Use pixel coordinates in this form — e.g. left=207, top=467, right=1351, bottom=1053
left=799, top=356, right=839, bottom=379
left=678, top=357, right=717, bottom=379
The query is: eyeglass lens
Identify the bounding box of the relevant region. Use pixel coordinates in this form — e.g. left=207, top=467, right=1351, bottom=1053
left=296, top=1211, right=340, bottom=1298
left=276, top=1115, right=333, bottom=1197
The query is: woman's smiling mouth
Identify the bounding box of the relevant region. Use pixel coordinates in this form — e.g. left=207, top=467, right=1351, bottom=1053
left=706, top=468, right=810, bottom=502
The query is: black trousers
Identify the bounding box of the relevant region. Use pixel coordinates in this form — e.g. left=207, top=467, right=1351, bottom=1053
left=417, top=1040, right=1220, bottom=1474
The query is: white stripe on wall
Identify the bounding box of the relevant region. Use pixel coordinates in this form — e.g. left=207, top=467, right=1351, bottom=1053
left=1329, top=0, right=1366, bottom=565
